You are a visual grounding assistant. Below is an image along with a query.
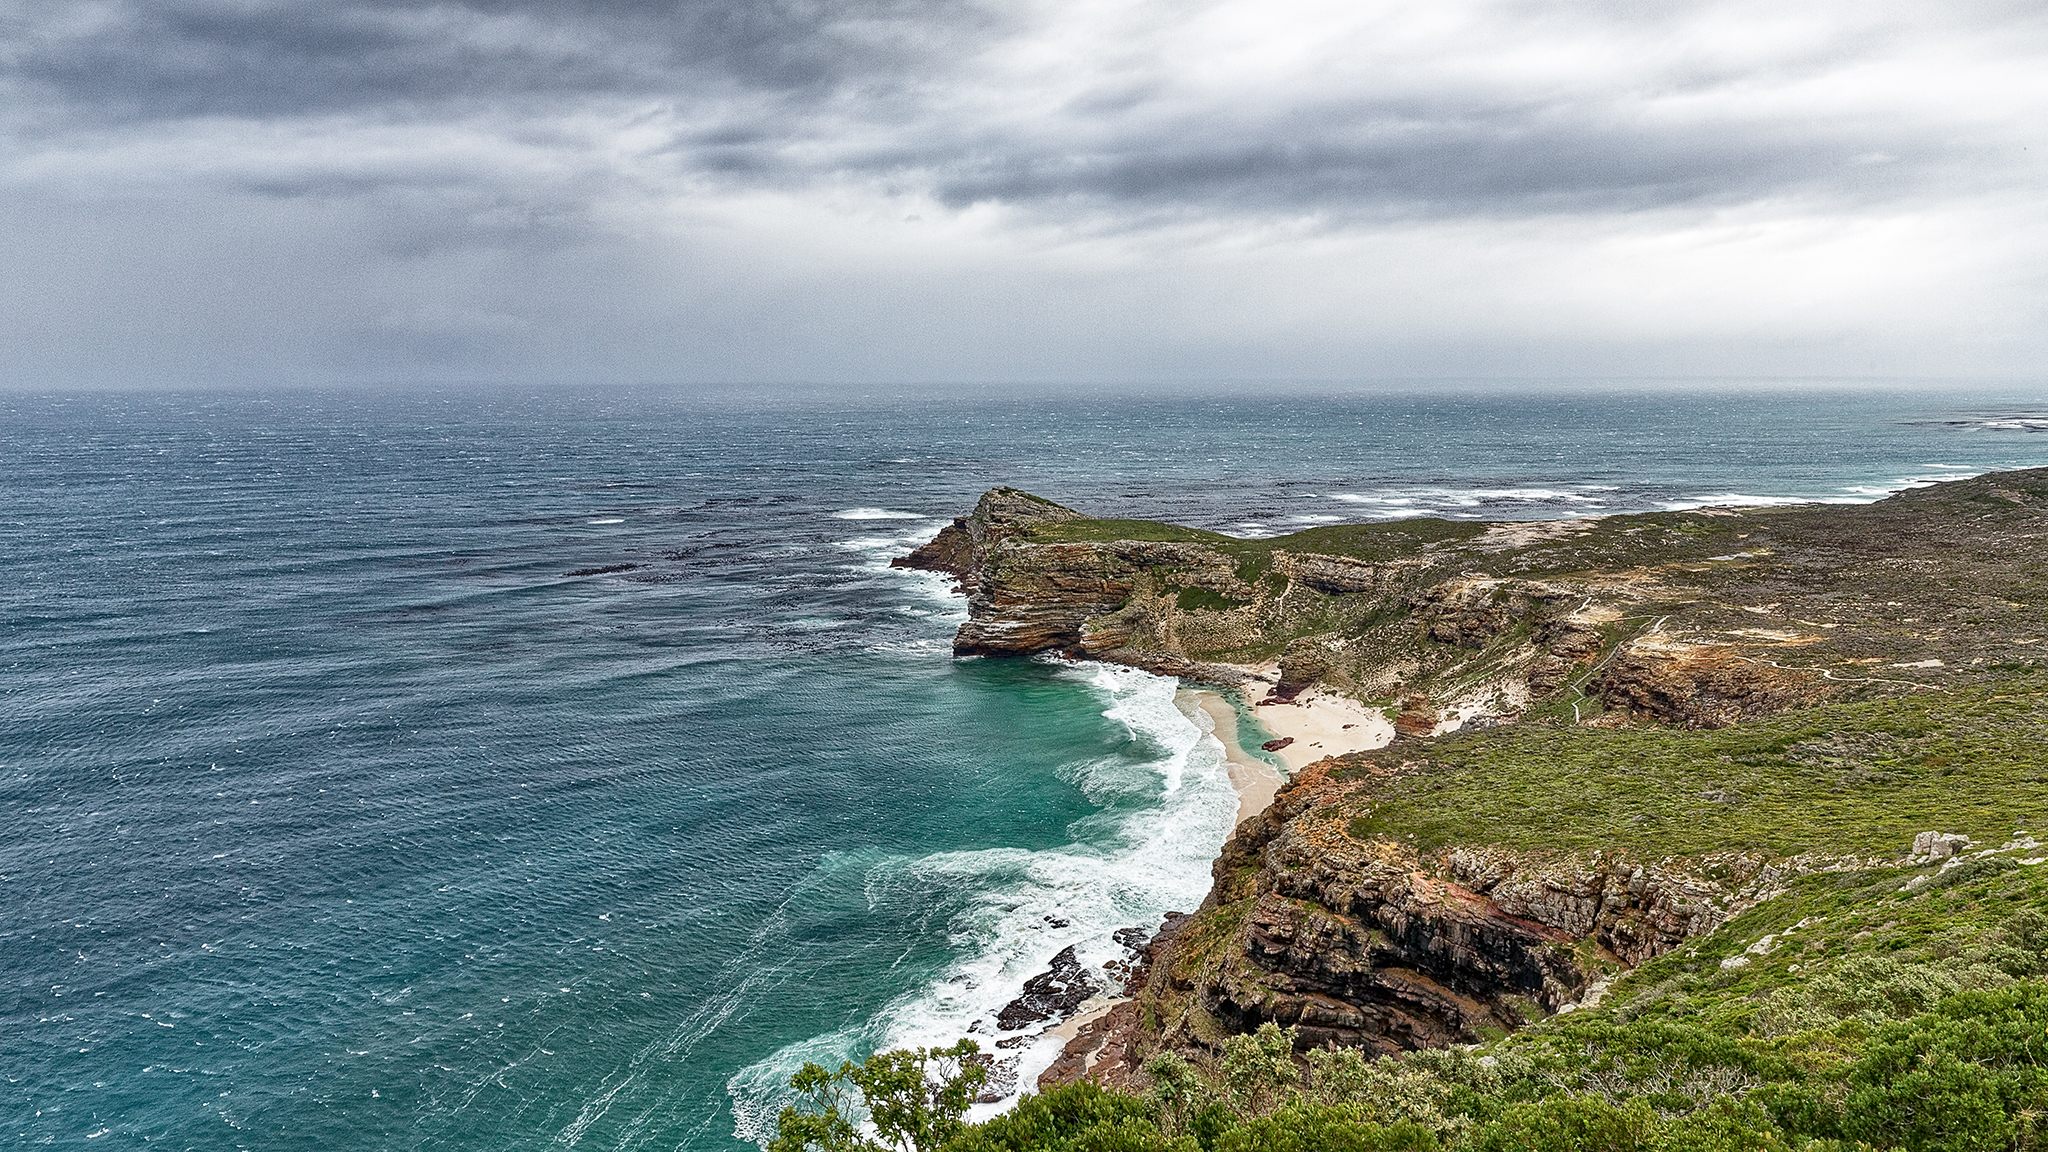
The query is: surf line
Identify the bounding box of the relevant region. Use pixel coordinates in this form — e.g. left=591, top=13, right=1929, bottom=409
left=1011, top=670, right=1396, bottom=1099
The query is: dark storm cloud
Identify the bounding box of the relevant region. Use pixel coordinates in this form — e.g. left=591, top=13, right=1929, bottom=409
left=2, top=0, right=2043, bottom=387
left=5, top=0, right=2029, bottom=221
left=917, top=115, right=1944, bottom=219
left=9, top=0, right=994, bottom=118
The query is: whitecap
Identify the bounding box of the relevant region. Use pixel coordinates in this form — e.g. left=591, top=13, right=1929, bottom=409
left=587, top=517, right=624, bottom=525
left=1658, top=493, right=1847, bottom=510
left=832, top=509, right=929, bottom=520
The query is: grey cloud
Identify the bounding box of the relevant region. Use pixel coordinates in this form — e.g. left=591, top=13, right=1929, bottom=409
left=8, top=0, right=997, bottom=119
left=5, top=0, right=2035, bottom=225
left=914, top=116, right=1950, bottom=219
left=2, top=0, right=2043, bottom=386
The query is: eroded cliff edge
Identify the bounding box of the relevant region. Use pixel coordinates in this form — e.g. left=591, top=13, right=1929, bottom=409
left=896, top=471, right=2048, bottom=1086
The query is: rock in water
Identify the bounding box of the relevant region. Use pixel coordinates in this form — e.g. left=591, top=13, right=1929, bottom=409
left=995, top=945, right=1099, bottom=1030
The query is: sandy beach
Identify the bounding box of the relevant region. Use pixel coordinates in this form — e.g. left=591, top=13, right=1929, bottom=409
left=1031, top=679, right=1396, bottom=1085
left=1179, top=671, right=1394, bottom=827
left=1180, top=689, right=1285, bottom=826
left=1227, top=664, right=1395, bottom=771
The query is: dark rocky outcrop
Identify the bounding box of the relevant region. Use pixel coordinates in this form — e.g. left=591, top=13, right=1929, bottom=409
left=1044, top=757, right=1857, bottom=1089
left=996, top=945, right=1099, bottom=1031
left=891, top=487, right=1084, bottom=590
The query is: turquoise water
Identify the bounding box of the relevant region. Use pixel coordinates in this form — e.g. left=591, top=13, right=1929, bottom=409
left=4, top=383, right=2047, bottom=1149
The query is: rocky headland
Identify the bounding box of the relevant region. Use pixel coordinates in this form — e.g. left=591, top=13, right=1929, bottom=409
left=896, top=470, right=2048, bottom=1094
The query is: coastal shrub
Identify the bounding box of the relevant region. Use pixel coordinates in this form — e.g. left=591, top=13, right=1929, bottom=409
left=1835, top=986, right=2048, bottom=1151
left=1176, top=587, right=1249, bottom=613
left=772, top=1039, right=987, bottom=1152
left=949, top=1083, right=1188, bottom=1152
left=1219, top=1023, right=1302, bottom=1115
left=1209, top=1108, right=1442, bottom=1152
left=1752, top=954, right=2011, bottom=1035
left=1648, top=1098, right=1795, bottom=1152
left=1321, top=677, right=2048, bottom=858
left=1468, top=1094, right=1658, bottom=1152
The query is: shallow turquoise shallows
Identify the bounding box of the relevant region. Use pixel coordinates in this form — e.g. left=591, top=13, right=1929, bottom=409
left=4, top=383, right=2046, bottom=1149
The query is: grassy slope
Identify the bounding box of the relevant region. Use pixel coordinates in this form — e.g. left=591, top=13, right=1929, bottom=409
left=914, top=686, right=2048, bottom=1150
left=816, top=477, right=2048, bottom=1151
left=1338, top=679, right=2048, bottom=857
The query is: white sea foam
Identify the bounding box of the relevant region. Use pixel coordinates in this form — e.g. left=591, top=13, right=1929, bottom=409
left=835, top=525, right=961, bottom=594
left=835, top=532, right=931, bottom=553
left=727, top=664, right=1237, bottom=1137
left=1658, top=493, right=1847, bottom=510
left=1326, top=487, right=1605, bottom=513
left=850, top=523, right=970, bottom=624
left=1663, top=469, right=1983, bottom=511
left=586, top=517, right=624, bottom=525
left=833, top=508, right=930, bottom=520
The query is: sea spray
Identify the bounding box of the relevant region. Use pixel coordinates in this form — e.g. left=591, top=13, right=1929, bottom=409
left=725, top=662, right=1239, bottom=1139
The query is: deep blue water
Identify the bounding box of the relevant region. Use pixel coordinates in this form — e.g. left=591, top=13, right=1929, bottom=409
left=4, top=382, right=2047, bottom=1150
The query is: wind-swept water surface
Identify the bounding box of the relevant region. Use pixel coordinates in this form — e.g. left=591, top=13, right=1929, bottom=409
left=4, top=384, right=2046, bottom=1149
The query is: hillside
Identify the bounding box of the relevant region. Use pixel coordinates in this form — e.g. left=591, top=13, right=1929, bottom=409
left=797, top=470, right=2048, bottom=1152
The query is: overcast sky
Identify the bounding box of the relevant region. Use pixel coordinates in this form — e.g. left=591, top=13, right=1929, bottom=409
left=2, top=0, right=2044, bottom=388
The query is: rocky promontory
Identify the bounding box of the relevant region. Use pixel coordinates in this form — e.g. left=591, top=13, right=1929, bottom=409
left=898, top=470, right=2048, bottom=1089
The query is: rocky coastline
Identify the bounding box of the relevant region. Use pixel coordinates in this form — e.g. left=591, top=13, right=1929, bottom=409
left=896, top=470, right=2048, bottom=1092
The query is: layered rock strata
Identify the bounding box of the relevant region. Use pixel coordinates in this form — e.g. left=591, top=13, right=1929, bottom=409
left=895, top=471, right=2048, bottom=1081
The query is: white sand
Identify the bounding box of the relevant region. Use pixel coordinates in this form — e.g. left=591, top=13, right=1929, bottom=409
left=1228, top=663, right=1395, bottom=771
left=1046, top=997, right=1120, bottom=1044
left=1182, top=689, right=1284, bottom=826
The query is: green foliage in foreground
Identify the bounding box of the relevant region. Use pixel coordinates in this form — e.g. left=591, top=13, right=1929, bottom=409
left=771, top=1041, right=988, bottom=1152
left=777, top=854, right=2048, bottom=1152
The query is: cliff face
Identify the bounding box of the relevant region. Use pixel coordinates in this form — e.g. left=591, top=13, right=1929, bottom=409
left=897, top=470, right=2048, bottom=1082
left=909, top=468, right=2048, bottom=729
left=1063, top=757, right=1833, bottom=1088
left=892, top=486, right=1084, bottom=589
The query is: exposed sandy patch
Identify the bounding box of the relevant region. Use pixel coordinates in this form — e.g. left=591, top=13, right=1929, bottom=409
left=1724, top=627, right=1825, bottom=645
left=1227, top=664, right=1396, bottom=771
left=1468, top=518, right=1599, bottom=552
left=1045, top=998, right=1119, bottom=1045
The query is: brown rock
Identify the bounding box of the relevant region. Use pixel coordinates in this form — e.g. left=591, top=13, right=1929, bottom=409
left=1393, top=694, right=1436, bottom=738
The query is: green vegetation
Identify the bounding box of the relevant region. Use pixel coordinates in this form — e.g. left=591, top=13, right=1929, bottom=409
left=1026, top=515, right=1492, bottom=564
left=773, top=674, right=2048, bottom=1152
left=1026, top=519, right=1236, bottom=545
left=834, top=477, right=2048, bottom=1150
left=1176, top=587, right=1250, bottom=613
left=1334, top=678, right=2048, bottom=857
left=778, top=856, right=2048, bottom=1151
left=772, top=1040, right=988, bottom=1152
left=1026, top=510, right=1751, bottom=575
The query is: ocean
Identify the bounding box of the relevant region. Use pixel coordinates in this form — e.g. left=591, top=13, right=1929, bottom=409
left=4, top=382, right=2046, bottom=1150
